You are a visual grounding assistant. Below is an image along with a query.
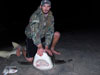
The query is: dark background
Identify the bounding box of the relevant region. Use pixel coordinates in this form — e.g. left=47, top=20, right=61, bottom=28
left=0, top=0, right=100, bottom=48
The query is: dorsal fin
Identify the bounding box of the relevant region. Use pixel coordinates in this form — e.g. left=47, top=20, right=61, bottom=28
left=12, top=42, right=21, bottom=49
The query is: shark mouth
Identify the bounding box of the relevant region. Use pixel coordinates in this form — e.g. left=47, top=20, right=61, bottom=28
left=36, top=59, right=49, bottom=67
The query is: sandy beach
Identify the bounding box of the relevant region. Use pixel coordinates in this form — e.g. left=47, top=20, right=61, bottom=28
left=0, top=32, right=100, bottom=75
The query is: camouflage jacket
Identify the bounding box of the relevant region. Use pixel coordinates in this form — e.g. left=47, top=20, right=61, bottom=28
left=25, top=7, right=54, bottom=47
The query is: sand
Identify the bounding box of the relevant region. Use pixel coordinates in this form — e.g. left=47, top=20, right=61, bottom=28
left=0, top=32, right=100, bottom=75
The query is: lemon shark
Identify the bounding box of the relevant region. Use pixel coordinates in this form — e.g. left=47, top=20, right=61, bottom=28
left=0, top=42, right=23, bottom=58
left=0, top=42, right=66, bottom=70
left=0, top=42, right=54, bottom=70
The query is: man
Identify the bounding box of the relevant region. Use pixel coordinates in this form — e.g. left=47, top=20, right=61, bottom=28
left=17, top=0, right=61, bottom=62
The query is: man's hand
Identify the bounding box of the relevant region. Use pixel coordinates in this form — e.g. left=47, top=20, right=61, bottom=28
left=37, top=48, right=44, bottom=56
left=37, top=44, right=44, bottom=56
left=45, top=46, right=53, bottom=56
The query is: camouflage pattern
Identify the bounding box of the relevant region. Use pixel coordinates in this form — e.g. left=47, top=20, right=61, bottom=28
left=25, top=7, right=54, bottom=47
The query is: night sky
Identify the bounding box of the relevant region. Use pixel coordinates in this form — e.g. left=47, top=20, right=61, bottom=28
left=0, top=0, right=100, bottom=48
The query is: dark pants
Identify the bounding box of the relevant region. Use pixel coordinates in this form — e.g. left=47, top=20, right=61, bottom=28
left=26, top=37, right=52, bottom=58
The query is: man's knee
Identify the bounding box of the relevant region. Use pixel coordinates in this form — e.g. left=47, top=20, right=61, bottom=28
left=54, top=31, right=60, bottom=38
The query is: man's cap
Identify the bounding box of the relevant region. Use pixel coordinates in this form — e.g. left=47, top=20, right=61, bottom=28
left=41, top=0, right=51, bottom=6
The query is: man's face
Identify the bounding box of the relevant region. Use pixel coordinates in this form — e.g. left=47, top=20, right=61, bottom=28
left=41, top=4, right=51, bottom=14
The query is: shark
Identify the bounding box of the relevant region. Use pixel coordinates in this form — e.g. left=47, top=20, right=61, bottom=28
left=0, top=42, right=66, bottom=70
left=0, top=42, right=22, bottom=58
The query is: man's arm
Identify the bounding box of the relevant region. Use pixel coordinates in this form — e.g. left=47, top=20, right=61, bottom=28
left=29, top=15, right=44, bottom=56
left=45, top=25, right=54, bottom=47
left=29, top=14, right=42, bottom=47
left=45, top=19, right=54, bottom=48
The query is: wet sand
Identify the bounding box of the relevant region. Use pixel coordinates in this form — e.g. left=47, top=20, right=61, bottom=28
left=0, top=32, right=100, bottom=75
